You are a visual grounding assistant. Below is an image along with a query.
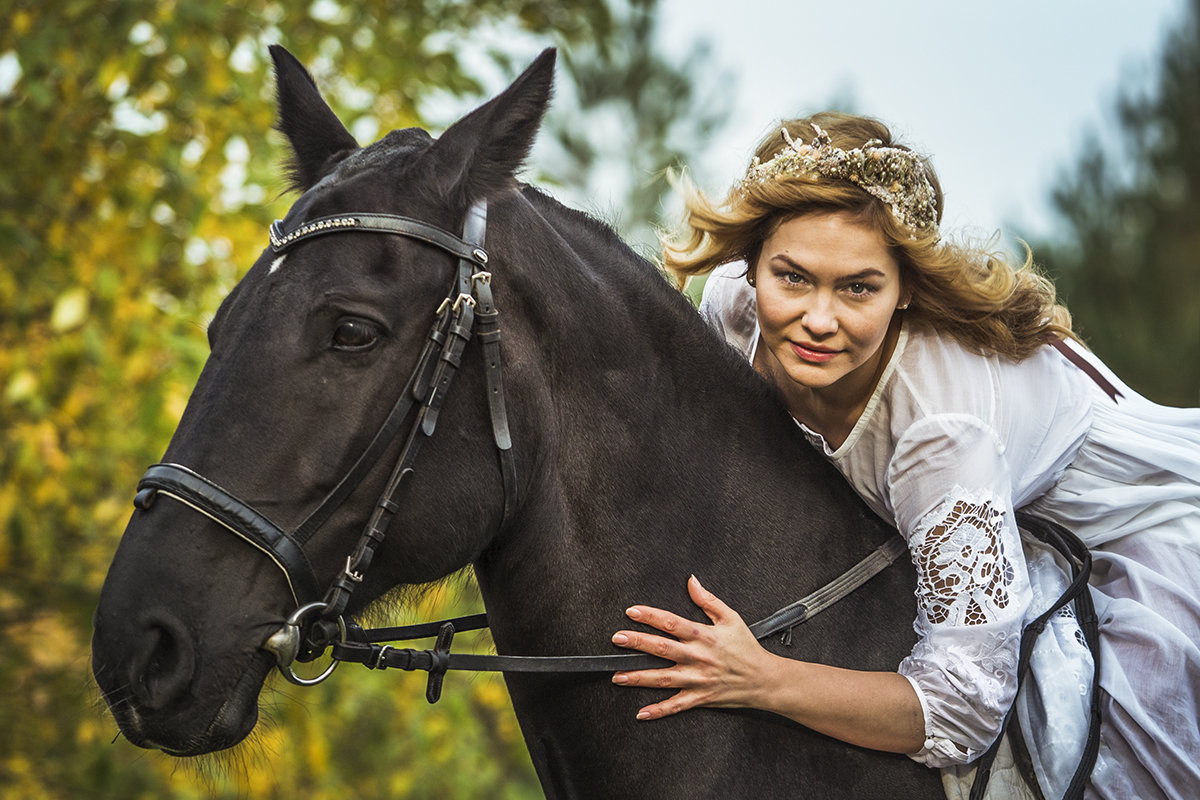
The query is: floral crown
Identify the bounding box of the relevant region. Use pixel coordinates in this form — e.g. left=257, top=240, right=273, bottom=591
left=737, top=124, right=939, bottom=232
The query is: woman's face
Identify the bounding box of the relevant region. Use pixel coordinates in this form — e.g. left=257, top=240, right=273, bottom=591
left=753, top=212, right=906, bottom=398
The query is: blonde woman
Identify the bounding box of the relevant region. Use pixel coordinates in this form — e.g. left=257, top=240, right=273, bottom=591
left=611, top=113, right=1200, bottom=799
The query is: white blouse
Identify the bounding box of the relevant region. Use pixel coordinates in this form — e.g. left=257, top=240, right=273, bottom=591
left=699, top=263, right=1200, bottom=798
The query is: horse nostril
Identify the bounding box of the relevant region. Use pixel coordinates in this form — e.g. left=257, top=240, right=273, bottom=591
left=130, top=612, right=196, bottom=711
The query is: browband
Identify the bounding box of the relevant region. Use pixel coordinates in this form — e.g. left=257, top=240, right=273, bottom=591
left=269, top=213, right=490, bottom=266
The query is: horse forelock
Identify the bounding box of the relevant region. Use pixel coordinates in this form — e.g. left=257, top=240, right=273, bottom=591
left=276, top=127, right=446, bottom=231
left=341, top=127, right=435, bottom=178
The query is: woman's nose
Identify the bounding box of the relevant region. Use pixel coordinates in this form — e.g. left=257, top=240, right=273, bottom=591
left=801, top=294, right=838, bottom=335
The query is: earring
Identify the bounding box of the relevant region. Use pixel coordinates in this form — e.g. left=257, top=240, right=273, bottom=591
left=747, top=274, right=756, bottom=287
left=897, top=302, right=909, bottom=310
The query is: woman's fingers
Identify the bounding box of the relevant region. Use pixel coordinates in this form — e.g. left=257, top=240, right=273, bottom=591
left=688, top=574, right=741, bottom=626
left=611, top=663, right=687, bottom=689
left=611, top=629, right=690, bottom=661
left=633, top=690, right=704, bottom=720
left=622, top=603, right=707, bottom=641
left=611, top=578, right=769, bottom=720
left=610, top=671, right=710, bottom=720
left=620, top=575, right=742, bottom=638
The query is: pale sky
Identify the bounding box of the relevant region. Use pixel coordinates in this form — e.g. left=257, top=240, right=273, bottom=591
left=656, top=0, right=1184, bottom=241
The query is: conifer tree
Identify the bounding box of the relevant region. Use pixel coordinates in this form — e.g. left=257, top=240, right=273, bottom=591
left=1037, top=0, right=1200, bottom=406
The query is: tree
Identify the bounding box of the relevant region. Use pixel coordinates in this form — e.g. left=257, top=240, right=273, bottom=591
left=530, top=0, right=731, bottom=261
left=0, top=1, right=721, bottom=796
left=1035, top=0, right=1200, bottom=406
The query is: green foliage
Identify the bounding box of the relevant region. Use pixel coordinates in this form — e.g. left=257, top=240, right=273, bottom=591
left=1035, top=0, right=1200, bottom=406
left=0, top=1, right=709, bottom=797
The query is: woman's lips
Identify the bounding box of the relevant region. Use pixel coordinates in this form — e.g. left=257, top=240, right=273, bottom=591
left=791, top=341, right=840, bottom=363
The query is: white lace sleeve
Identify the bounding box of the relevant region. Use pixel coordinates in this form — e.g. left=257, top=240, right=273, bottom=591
left=886, top=416, right=1032, bottom=768
left=909, top=489, right=1016, bottom=628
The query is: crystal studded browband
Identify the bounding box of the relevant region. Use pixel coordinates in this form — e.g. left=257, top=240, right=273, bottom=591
left=267, top=213, right=489, bottom=265
left=268, top=216, right=361, bottom=251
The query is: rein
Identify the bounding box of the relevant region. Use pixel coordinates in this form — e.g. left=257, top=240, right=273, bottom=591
left=325, top=534, right=909, bottom=702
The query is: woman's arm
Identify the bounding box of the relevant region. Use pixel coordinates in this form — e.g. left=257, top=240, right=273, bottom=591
left=611, top=575, right=926, bottom=754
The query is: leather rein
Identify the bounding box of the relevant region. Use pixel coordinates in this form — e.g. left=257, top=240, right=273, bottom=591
left=128, top=197, right=910, bottom=701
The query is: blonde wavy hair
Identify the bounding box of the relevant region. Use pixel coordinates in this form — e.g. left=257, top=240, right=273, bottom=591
left=664, top=112, right=1075, bottom=360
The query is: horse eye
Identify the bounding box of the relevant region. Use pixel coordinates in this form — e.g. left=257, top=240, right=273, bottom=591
left=331, top=318, right=380, bottom=351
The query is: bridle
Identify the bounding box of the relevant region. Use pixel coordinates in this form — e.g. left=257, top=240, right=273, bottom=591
left=127, top=195, right=914, bottom=702
left=133, top=198, right=519, bottom=685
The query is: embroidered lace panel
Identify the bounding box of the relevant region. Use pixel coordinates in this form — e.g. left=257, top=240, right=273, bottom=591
left=909, top=487, right=1015, bottom=626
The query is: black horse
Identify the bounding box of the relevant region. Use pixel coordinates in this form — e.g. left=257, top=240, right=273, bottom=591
left=91, top=47, right=940, bottom=798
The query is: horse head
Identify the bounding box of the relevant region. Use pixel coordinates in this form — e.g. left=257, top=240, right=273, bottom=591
left=91, top=45, right=556, bottom=756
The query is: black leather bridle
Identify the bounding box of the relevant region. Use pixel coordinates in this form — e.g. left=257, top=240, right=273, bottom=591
left=133, top=199, right=520, bottom=684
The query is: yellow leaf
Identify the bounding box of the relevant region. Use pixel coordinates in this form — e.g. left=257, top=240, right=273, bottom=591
left=4, top=369, right=36, bottom=404
left=50, top=287, right=90, bottom=332
left=9, top=613, right=82, bottom=671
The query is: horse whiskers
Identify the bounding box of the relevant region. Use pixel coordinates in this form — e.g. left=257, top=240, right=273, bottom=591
left=87, top=670, right=132, bottom=718
left=259, top=675, right=310, bottom=720
left=171, top=730, right=274, bottom=800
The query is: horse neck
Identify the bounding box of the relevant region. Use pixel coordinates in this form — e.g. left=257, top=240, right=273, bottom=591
left=475, top=190, right=874, bottom=650
left=498, top=187, right=783, bottom=481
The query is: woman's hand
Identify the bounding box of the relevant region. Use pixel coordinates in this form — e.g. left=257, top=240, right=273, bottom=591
left=611, top=575, right=926, bottom=754
left=611, top=575, right=774, bottom=720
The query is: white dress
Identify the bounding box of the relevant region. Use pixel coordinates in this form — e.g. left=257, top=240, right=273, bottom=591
left=700, top=264, right=1200, bottom=800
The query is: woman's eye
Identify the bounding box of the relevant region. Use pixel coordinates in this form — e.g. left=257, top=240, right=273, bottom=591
left=846, top=282, right=876, bottom=296
left=331, top=318, right=380, bottom=351
left=783, top=272, right=807, bottom=285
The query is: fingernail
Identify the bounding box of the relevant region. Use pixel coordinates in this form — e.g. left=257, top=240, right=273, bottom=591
left=636, top=711, right=651, bottom=720
left=612, top=633, right=628, bottom=645
left=612, top=673, right=628, bottom=685
left=626, top=607, right=642, bottom=620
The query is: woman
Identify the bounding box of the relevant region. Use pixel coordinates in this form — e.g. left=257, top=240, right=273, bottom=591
left=610, top=112, right=1200, bottom=799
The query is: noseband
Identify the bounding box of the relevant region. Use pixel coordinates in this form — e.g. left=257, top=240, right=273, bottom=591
left=132, top=198, right=518, bottom=684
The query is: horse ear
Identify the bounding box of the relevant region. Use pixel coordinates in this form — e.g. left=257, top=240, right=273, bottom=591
left=269, top=45, right=359, bottom=193
left=427, top=48, right=556, bottom=207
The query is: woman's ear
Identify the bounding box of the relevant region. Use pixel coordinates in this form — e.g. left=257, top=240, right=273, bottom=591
left=896, top=266, right=913, bottom=310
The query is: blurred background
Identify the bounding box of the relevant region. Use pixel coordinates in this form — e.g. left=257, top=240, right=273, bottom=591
left=1, top=0, right=1197, bottom=797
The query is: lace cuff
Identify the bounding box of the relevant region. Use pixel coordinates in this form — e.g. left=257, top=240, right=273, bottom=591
left=898, top=674, right=965, bottom=765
